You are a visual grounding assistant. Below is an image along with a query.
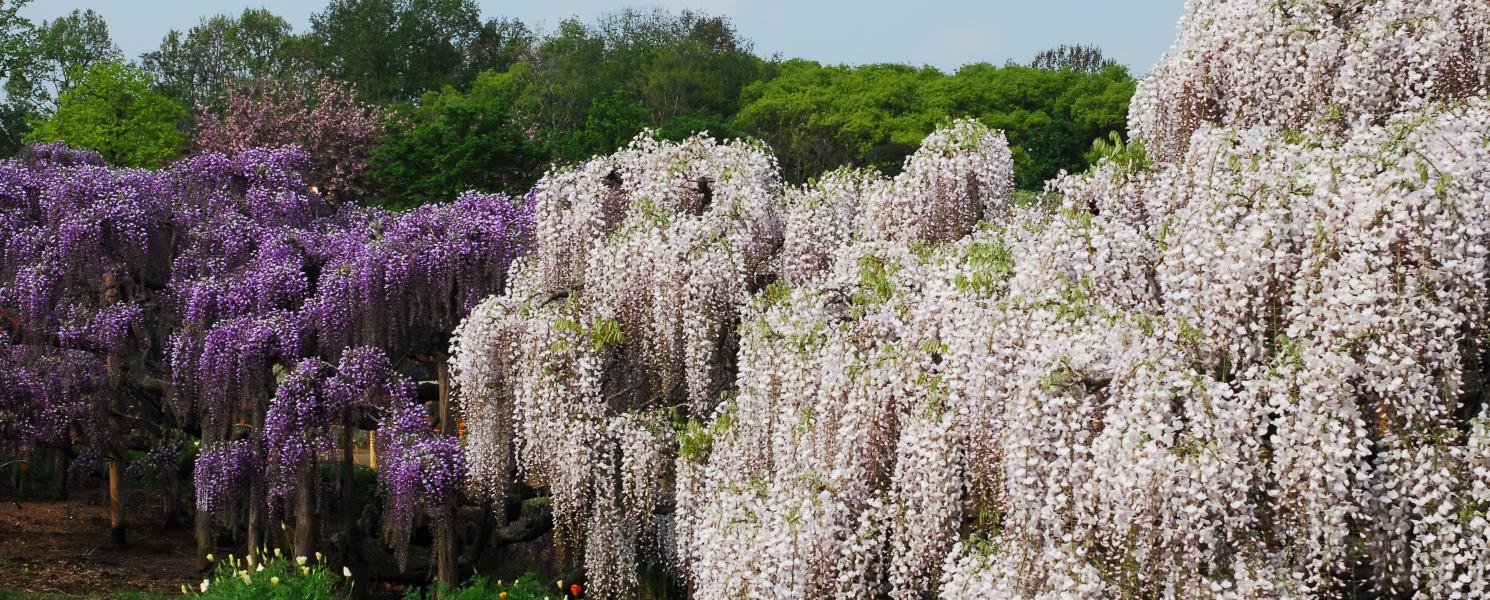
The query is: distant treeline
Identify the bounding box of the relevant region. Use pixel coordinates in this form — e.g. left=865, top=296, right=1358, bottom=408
left=0, top=0, right=1134, bottom=207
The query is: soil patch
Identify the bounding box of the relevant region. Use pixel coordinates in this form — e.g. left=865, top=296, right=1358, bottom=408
left=0, top=486, right=197, bottom=596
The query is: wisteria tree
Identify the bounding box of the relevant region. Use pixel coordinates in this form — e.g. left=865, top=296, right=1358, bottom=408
left=297, top=190, right=533, bottom=587
left=451, top=0, right=1490, bottom=598
left=172, top=146, right=533, bottom=589
left=449, top=121, right=1011, bottom=597
left=2, top=139, right=534, bottom=595
left=0, top=143, right=176, bottom=546
left=166, top=145, right=326, bottom=564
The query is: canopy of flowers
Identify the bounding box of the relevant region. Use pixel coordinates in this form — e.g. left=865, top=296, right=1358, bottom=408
left=452, top=1, right=1490, bottom=598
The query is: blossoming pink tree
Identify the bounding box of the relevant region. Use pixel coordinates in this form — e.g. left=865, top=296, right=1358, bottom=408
left=193, top=77, right=386, bottom=198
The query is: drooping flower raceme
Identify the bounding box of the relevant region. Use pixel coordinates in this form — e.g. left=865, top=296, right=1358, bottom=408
left=453, top=0, right=1490, bottom=595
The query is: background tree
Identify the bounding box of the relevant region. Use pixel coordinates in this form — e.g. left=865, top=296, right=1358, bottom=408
left=1031, top=43, right=1119, bottom=73
left=734, top=59, right=1134, bottom=187
left=930, top=62, right=1134, bottom=188
left=0, top=7, right=122, bottom=156
left=638, top=10, right=763, bottom=124
left=305, top=0, right=524, bottom=104
left=0, top=0, right=35, bottom=154
left=24, top=62, right=188, bottom=168
left=501, top=8, right=767, bottom=162
left=141, top=8, right=302, bottom=110
left=366, top=70, right=543, bottom=209
left=0, top=0, right=31, bottom=80
left=4, top=8, right=122, bottom=114
left=732, top=61, right=942, bottom=182
left=464, top=17, right=533, bottom=83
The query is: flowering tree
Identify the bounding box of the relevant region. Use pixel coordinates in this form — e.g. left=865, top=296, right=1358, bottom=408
left=170, top=146, right=533, bottom=584
left=452, top=1, right=1490, bottom=598
left=0, top=138, right=535, bottom=591
left=449, top=122, right=1013, bottom=597
left=298, top=190, right=533, bottom=587
left=193, top=77, right=385, bottom=198
left=0, top=142, right=176, bottom=545
left=451, top=131, right=787, bottom=597
left=1130, top=0, right=1490, bottom=162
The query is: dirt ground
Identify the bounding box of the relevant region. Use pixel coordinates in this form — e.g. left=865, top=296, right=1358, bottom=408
left=0, top=486, right=198, bottom=596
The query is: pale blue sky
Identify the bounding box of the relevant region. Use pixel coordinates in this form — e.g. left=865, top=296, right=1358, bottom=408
left=22, top=1, right=1186, bottom=74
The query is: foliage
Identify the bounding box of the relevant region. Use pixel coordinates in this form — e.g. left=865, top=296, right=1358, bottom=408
left=403, top=573, right=552, bottom=600
left=733, top=59, right=1134, bottom=187
left=366, top=70, right=543, bottom=209
left=23, top=62, right=188, bottom=168
left=1030, top=44, right=1118, bottom=73
left=4, top=8, right=122, bottom=114
left=1083, top=130, right=1149, bottom=181
left=304, top=0, right=529, bottom=104
left=0, top=591, right=168, bottom=600
left=188, top=553, right=343, bottom=599
left=142, top=8, right=303, bottom=110
left=497, top=8, right=768, bottom=163
left=0, top=0, right=32, bottom=87
left=0, top=5, right=122, bottom=155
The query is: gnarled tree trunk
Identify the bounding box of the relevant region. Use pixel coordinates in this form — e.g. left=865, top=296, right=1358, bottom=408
left=435, top=357, right=458, bottom=596
left=294, top=461, right=316, bottom=560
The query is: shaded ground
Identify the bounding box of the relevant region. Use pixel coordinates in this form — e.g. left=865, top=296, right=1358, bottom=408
left=0, top=487, right=196, bottom=596
left=0, top=485, right=420, bottom=598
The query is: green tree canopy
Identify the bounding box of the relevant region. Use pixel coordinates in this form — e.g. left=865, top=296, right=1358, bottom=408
left=6, top=8, right=122, bottom=113
left=305, top=0, right=531, bottom=104
left=25, top=61, right=189, bottom=168
left=1031, top=44, right=1119, bottom=73
left=733, top=60, right=943, bottom=182
left=142, top=8, right=303, bottom=109
left=366, top=69, right=544, bottom=209
left=930, top=63, right=1135, bottom=188
left=0, top=0, right=35, bottom=155
left=734, top=60, right=1134, bottom=187
left=504, top=8, right=767, bottom=162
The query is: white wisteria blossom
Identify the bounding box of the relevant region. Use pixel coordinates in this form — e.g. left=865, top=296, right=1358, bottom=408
left=453, top=1, right=1490, bottom=597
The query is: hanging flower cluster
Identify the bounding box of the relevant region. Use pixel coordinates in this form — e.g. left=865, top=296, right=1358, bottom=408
left=452, top=132, right=795, bottom=598
left=0, top=330, right=97, bottom=452
left=453, top=0, right=1490, bottom=596
left=376, top=387, right=466, bottom=569
left=450, top=121, right=1015, bottom=597
left=781, top=120, right=1014, bottom=284
left=304, top=190, right=535, bottom=359
left=195, top=438, right=263, bottom=523
left=1130, top=0, right=1490, bottom=161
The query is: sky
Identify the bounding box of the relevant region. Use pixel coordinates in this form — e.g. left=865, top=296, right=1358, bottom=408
left=21, top=1, right=1187, bottom=75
